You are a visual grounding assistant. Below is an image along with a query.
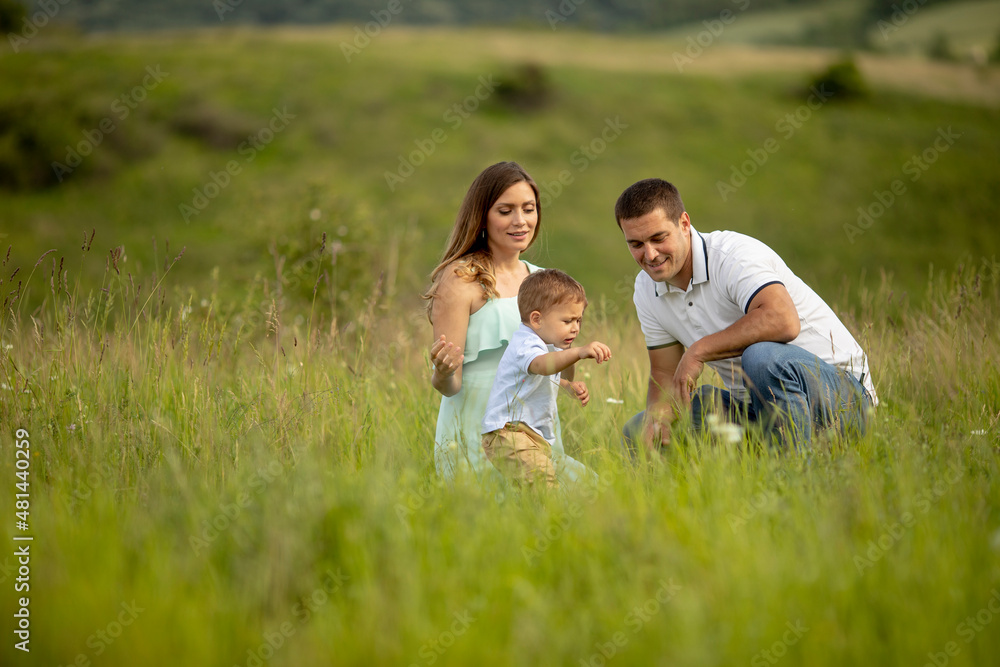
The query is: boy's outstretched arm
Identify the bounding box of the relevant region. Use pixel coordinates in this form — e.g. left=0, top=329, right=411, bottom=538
left=528, top=342, right=611, bottom=377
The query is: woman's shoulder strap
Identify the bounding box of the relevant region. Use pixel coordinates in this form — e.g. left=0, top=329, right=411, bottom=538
left=522, top=259, right=545, bottom=274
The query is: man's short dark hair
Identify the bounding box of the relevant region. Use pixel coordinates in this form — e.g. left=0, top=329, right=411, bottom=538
left=614, top=179, right=686, bottom=228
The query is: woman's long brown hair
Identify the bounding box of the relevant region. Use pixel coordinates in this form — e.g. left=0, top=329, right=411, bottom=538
left=423, top=161, right=542, bottom=321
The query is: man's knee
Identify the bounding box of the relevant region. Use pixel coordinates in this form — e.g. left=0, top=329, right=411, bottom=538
left=622, top=411, right=644, bottom=440
left=691, top=385, right=721, bottom=410
left=691, top=385, right=719, bottom=427
left=621, top=411, right=645, bottom=456
left=740, top=342, right=783, bottom=376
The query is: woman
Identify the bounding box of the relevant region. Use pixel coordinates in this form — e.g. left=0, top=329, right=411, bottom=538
left=424, top=161, right=591, bottom=482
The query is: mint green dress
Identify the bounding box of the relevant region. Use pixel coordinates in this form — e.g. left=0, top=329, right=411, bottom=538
left=434, top=261, right=592, bottom=483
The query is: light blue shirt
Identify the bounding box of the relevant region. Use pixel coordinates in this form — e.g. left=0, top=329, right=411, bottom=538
left=481, top=324, right=560, bottom=443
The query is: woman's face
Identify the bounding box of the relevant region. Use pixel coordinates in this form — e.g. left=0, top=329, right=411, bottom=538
left=484, top=181, right=538, bottom=256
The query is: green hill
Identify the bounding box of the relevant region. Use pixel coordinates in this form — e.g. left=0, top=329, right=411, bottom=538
left=658, top=0, right=1000, bottom=54
left=868, top=0, right=1000, bottom=57
left=2, top=25, right=998, bottom=319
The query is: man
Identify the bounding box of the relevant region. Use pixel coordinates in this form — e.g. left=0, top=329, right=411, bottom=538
left=617, top=178, right=876, bottom=450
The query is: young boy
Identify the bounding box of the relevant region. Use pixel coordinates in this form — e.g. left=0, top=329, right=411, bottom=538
left=481, top=269, right=612, bottom=488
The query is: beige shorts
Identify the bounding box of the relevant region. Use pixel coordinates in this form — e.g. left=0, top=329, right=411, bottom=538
left=482, top=422, right=558, bottom=489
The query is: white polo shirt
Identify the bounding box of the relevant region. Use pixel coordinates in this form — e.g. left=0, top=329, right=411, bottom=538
left=633, top=227, right=877, bottom=403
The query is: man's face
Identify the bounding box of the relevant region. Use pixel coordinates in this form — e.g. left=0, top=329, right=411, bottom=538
left=620, top=208, right=692, bottom=289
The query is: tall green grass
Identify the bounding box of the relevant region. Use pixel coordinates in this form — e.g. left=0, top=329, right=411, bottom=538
left=1, top=230, right=997, bottom=666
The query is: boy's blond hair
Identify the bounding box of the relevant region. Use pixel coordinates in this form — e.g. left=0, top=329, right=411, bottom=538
left=518, top=269, right=588, bottom=323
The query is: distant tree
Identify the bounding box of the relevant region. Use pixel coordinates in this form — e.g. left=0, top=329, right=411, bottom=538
left=926, top=31, right=957, bottom=62
left=0, top=0, right=26, bottom=33
left=495, top=63, right=553, bottom=112
left=26, top=0, right=849, bottom=33
left=808, top=56, right=870, bottom=102
left=864, top=0, right=960, bottom=24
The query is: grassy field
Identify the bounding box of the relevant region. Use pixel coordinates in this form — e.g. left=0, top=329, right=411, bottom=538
left=1, top=19, right=999, bottom=667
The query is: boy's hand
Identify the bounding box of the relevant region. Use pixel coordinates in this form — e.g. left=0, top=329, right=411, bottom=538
left=578, top=341, right=612, bottom=364
left=564, top=380, right=590, bottom=406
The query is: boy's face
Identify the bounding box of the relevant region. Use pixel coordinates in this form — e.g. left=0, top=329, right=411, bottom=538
left=529, top=300, right=584, bottom=349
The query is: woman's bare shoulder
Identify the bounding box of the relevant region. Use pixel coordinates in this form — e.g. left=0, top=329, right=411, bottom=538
left=433, top=260, right=483, bottom=308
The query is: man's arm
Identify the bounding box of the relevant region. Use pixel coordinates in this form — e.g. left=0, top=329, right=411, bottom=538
left=645, top=343, right=684, bottom=445
left=672, top=283, right=799, bottom=402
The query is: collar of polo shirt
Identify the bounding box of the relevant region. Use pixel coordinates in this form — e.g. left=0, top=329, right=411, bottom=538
left=653, top=228, right=710, bottom=297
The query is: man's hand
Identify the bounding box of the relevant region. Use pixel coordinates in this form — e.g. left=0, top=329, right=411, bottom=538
left=579, top=341, right=612, bottom=364
left=643, top=415, right=671, bottom=449
left=645, top=344, right=682, bottom=449
left=672, top=344, right=704, bottom=408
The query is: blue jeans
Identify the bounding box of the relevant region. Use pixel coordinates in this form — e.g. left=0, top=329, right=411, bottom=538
left=622, top=342, right=872, bottom=452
